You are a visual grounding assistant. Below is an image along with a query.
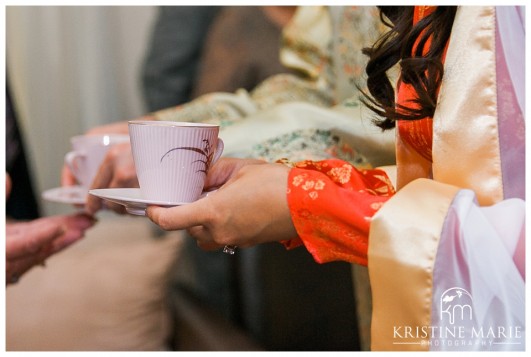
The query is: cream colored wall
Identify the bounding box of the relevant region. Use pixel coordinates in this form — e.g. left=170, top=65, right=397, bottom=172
left=6, top=6, right=157, bottom=215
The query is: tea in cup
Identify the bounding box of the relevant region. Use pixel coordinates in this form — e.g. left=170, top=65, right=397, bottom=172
left=65, top=134, right=130, bottom=189
left=128, top=120, right=224, bottom=203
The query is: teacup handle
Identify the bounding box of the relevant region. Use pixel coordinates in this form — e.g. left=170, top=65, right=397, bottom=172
left=65, top=150, right=86, bottom=183
left=211, top=138, right=224, bottom=165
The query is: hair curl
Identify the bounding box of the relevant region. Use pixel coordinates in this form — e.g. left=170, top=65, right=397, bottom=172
left=360, top=6, right=457, bottom=130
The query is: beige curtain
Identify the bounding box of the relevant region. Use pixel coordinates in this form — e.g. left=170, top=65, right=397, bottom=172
left=6, top=6, right=156, bottom=215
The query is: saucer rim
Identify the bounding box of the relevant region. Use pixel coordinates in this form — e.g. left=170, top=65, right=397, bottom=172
left=88, top=188, right=190, bottom=206
left=41, top=185, right=87, bottom=205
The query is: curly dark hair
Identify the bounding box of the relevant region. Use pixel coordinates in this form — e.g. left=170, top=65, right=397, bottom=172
left=360, top=6, right=457, bottom=130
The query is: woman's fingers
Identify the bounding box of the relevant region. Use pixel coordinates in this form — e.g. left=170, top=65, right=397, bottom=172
left=60, top=164, right=78, bottom=187
left=85, top=158, right=115, bottom=214
left=6, top=214, right=95, bottom=260
left=6, top=255, right=44, bottom=285
left=5, top=220, right=63, bottom=260
left=105, top=143, right=138, bottom=188
left=186, top=225, right=223, bottom=250
left=204, top=157, right=265, bottom=188
left=85, top=147, right=123, bottom=214
left=85, top=143, right=138, bottom=215
left=147, top=197, right=212, bottom=232
left=6, top=214, right=95, bottom=284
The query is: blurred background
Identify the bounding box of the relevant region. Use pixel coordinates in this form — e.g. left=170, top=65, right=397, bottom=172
left=6, top=6, right=157, bottom=216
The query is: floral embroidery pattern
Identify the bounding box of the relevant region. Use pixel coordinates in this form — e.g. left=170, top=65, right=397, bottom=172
left=292, top=174, right=306, bottom=187
left=328, top=164, right=353, bottom=184
left=284, top=159, right=395, bottom=265
left=295, top=177, right=326, bottom=200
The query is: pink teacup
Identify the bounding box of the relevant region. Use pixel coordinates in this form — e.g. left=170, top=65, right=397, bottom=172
left=128, top=120, right=224, bottom=203
left=65, top=134, right=130, bottom=189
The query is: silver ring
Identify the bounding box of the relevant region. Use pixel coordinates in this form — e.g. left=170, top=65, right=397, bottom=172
left=223, top=245, right=237, bottom=255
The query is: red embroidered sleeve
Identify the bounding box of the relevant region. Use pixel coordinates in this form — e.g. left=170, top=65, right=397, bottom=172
left=284, top=159, right=395, bottom=266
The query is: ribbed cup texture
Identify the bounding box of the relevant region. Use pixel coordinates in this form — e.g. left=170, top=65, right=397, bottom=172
left=129, top=122, right=221, bottom=203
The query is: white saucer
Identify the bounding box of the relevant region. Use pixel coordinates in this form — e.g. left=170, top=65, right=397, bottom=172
left=42, top=186, right=88, bottom=205
left=88, top=188, right=202, bottom=216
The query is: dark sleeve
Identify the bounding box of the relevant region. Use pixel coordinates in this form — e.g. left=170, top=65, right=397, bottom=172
left=141, top=6, right=221, bottom=112
left=6, top=83, right=41, bottom=220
